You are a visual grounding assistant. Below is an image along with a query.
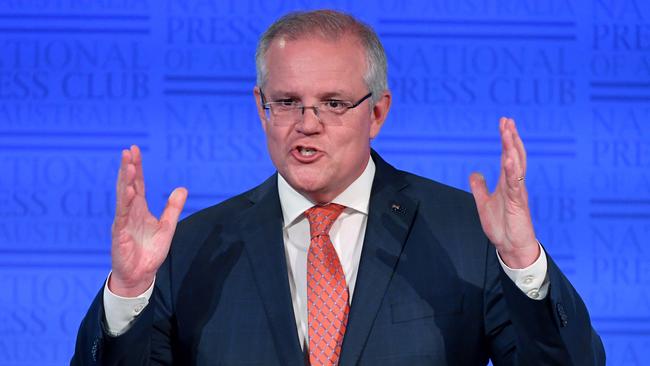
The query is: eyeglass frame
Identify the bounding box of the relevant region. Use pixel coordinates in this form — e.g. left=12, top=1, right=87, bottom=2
left=259, top=90, right=373, bottom=126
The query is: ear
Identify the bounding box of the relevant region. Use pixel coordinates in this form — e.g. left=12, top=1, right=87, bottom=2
left=369, top=90, right=391, bottom=139
left=253, top=86, right=268, bottom=134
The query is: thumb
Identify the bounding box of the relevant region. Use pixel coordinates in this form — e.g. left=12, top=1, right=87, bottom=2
left=159, top=187, right=188, bottom=231
left=469, top=172, right=489, bottom=208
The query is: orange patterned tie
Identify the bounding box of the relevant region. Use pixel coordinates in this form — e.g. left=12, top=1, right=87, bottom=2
left=305, top=203, right=349, bottom=366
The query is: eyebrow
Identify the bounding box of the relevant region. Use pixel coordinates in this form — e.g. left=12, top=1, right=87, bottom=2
left=266, top=89, right=352, bottom=100
left=264, top=90, right=298, bottom=100
left=319, top=91, right=348, bottom=99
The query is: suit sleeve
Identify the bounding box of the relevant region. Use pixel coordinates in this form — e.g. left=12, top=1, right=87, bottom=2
left=483, top=243, right=606, bottom=366
left=70, top=256, right=175, bottom=366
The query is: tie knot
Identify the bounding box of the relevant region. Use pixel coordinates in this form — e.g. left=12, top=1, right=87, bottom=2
left=304, top=203, right=345, bottom=238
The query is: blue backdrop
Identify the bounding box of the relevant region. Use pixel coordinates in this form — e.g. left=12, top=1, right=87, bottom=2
left=1, top=0, right=649, bottom=364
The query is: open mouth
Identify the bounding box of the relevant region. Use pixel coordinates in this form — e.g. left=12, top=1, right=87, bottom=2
left=292, top=145, right=322, bottom=162
left=297, top=146, right=317, bottom=157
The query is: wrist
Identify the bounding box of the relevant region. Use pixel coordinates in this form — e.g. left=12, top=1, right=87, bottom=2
left=108, top=272, right=154, bottom=297
left=498, top=243, right=540, bottom=269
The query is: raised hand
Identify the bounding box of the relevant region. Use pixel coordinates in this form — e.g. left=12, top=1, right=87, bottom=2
left=469, top=118, right=539, bottom=269
left=109, top=145, right=188, bottom=297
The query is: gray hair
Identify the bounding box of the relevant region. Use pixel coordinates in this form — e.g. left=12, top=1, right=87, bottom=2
left=255, top=10, right=388, bottom=103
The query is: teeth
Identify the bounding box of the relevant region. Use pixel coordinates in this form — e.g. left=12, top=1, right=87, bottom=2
left=299, top=147, right=316, bottom=156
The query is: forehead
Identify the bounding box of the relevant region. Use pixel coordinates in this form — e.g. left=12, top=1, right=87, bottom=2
left=263, top=34, right=367, bottom=95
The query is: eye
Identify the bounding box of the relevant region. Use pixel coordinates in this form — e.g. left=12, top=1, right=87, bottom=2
left=275, top=99, right=298, bottom=109
left=324, top=100, right=348, bottom=111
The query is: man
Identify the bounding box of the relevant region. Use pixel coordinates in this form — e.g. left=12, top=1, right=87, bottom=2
left=72, top=10, right=605, bottom=365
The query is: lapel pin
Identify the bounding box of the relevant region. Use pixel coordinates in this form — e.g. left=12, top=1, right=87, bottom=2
left=391, top=203, right=404, bottom=214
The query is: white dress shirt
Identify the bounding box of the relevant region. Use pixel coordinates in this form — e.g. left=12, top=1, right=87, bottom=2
left=103, top=156, right=549, bottom=340
left=277, top=156, right=375, bottom=349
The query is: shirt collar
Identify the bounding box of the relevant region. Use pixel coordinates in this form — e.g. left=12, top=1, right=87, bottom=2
left=277, top=156, right=376, bottom=229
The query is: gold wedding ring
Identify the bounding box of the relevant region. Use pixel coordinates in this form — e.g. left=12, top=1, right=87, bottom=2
left=517, top=176, right=525, bottom=182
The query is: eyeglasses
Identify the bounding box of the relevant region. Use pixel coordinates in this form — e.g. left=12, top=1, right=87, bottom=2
left=260, top=90, right=372, bottom=126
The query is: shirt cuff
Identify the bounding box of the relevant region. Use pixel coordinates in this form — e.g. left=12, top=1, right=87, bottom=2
left=102, top=272, right=155, bottom=336
left=496, top=243, right=550, bottom=301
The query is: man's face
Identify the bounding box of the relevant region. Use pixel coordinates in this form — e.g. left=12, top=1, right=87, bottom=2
left=254, top=34, right=391, bottom=203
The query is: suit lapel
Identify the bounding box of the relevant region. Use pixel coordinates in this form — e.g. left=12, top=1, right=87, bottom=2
left=239, top=176, right=304, bottom=366
left=237, top=152, right=417, bottom=366
left=339, top=152, right=419, bottom=365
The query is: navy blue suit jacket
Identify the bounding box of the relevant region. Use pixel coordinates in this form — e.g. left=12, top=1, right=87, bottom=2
left=72, top=152, right=605, bottom=365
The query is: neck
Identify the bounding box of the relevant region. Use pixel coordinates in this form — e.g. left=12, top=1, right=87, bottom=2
left=300, top=154, right=371, bottom=205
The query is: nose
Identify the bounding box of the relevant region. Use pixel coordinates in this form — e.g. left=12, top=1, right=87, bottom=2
left=296, top=106, right=322, bottom=134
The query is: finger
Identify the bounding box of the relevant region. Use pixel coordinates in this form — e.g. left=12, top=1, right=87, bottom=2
left=507, top=118, right=527, bottom=174
left=469, top=172, right=490, bottom=208
left=115, top=149, right=128, bottom=197
left=115, top=149, right=137, bottom=218
left=158, top=187, right=188, bottom=237
left=131, top=145, right=146, bottom=197
left=116, top=149, right=131, bottom=188
left=499, top=116, right=507, bottom=135
left=500, top=120, right=523, bottom=178
left=497, top=117, right=510, bottom=185
left=503, top=155, right=520, bottom=191
left=502, top=128, right=524, bottom=192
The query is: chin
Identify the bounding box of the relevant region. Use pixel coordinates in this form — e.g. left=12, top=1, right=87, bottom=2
left=285, top=170, right=330, bottom=198
left=288, top=174, right=323, bottom=193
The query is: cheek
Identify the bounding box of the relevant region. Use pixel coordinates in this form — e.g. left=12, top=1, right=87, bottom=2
left=338, top=125, right=371, bottom=151
left=264, top=132, right=288, bottom=169
left=266, top=128, right=289, bottom=151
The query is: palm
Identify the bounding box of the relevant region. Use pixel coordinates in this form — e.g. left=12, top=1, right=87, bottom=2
left=470, top=118, right=538, bottom=268
left=476, top=173, right=533, bottom=249
left=110, top=145, right=187, bottom=296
